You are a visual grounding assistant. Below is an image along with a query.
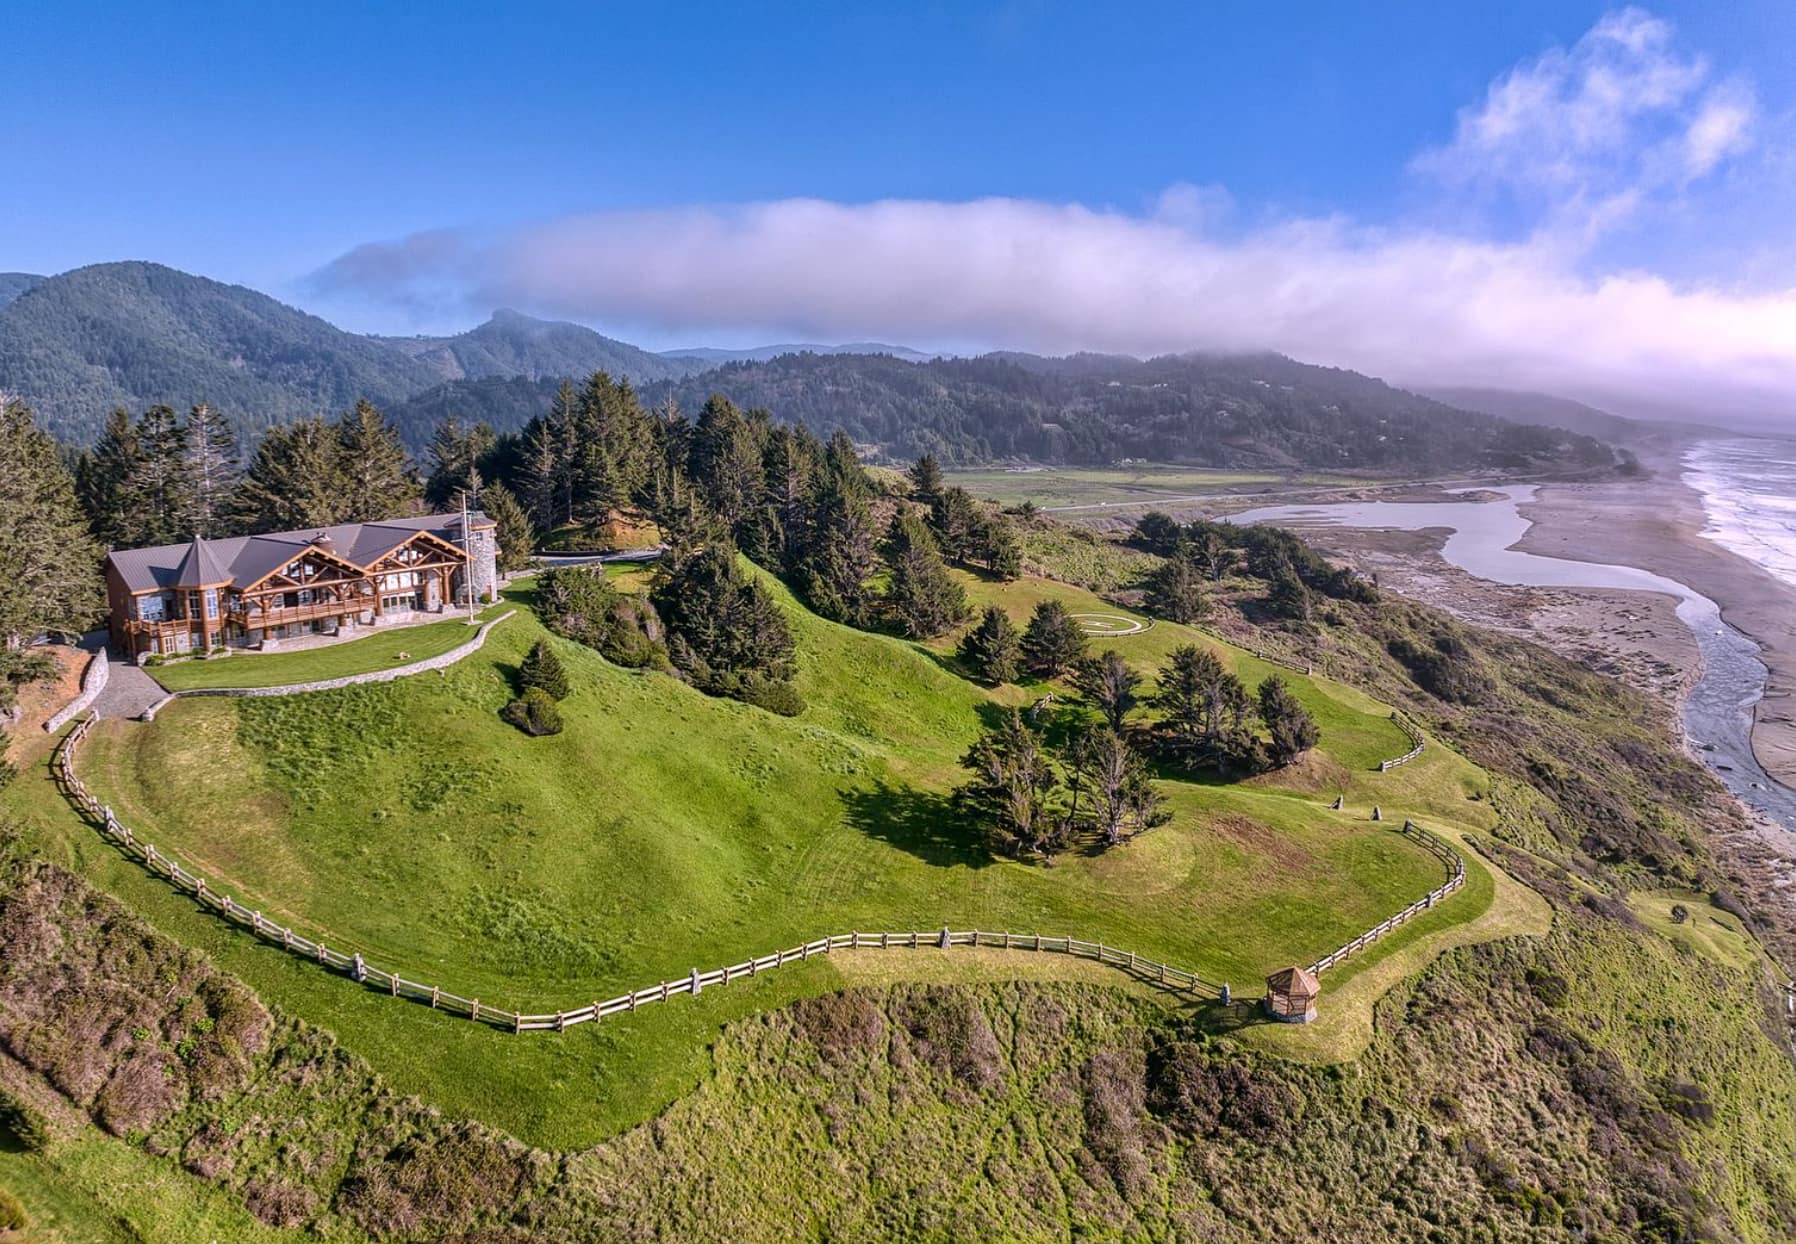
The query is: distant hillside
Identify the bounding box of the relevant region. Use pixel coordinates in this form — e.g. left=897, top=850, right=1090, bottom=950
left=385, top=375, right=568, bottom=449
left=660, top=341, right=937, bottom=365
left=376, top=308, right=706, bottom=385
left=0, top=272, right=43, bottom=309
left=0, top=261, right=440, bottom=443
left=1420, top=386, right=1651, bottom=443
left=635, top=349, right=1617, bottom=471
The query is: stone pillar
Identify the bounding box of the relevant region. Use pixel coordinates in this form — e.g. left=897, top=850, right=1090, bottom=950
left=1371, top=805, right=1383, bottom=822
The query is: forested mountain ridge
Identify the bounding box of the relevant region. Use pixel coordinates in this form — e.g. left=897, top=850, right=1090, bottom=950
left=633, top=349, right=1617, bottom=470
left=0, top=273, right=44, bottom=309
left=0, top=262, right=441, bottom=444
left=374, top=308, right=707, bottom=385
left=1, top=260, right=1616, bottom=475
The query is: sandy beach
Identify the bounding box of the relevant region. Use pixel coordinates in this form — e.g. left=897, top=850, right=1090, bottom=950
left=1520, top=444, right=1796, bottom=788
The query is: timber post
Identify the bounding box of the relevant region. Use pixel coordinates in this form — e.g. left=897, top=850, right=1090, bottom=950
left=690, top=967, right=702, bottom=996
left=940, top=926, right=951, bottom=949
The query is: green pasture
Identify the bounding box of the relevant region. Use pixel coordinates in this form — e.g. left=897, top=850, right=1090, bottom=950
left=20, top=566, right=1495, bottom=1149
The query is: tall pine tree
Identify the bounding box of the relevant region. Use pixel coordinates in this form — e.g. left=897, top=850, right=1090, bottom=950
left=76, top=406, right=142, bottom=549
left=235, top=417, right=347, bottom=531
left=0, top=399, right=102, bottom=659
left=883, top=510, right=969, bottom=638
left=337, top=400, right=417, bottom=522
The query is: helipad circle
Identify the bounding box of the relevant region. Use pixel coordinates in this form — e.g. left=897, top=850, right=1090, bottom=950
left=1070, top=613, right=1150, bottom=636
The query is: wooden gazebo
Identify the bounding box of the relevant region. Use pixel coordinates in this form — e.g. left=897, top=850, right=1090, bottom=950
left=1264, top=965, right=1320, bottom=1023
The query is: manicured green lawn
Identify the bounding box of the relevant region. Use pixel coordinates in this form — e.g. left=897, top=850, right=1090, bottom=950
left=146, top=610, right=503, bottom=691
left=37, top=565, right=1495, bottom=1149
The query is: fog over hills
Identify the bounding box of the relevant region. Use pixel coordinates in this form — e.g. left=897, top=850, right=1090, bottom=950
left=0, top=259, right=1622, bottom=473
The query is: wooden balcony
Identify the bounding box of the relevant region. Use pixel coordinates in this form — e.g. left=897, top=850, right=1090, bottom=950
left=230, top=599, right=366, bottom=629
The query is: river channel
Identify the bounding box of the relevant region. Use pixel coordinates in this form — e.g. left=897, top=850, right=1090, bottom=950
left=1230, top=486, right=1796, bottom=830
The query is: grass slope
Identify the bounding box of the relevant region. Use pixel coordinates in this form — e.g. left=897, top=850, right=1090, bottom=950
left=32, top=569, right=1494, bottom=1147
left=146, top=614, right=497, bottom=692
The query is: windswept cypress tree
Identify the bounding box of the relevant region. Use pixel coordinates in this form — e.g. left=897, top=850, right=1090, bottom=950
left=1145, top=549, right=1209, bottom=623
left=1071, top=649, right=1141, bottom=730
left=1258, top=675, right=1319, bottom=766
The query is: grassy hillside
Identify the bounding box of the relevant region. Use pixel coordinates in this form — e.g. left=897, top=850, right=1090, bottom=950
left=32, top=564, right=1497, bottom=1145
left=4, top=514, right=1795, bottom=1239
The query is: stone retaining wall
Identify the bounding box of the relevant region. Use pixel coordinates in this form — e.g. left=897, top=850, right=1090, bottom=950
left=43, top=647, right=110, bottom=733
left=141, top=611, right=515, bottom=720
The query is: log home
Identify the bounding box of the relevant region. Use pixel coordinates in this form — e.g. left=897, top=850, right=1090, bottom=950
left=105, top=512, right=498, bottom=660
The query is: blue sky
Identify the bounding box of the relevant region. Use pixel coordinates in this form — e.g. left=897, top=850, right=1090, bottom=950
left=5, top=3, right=1796, bottom=416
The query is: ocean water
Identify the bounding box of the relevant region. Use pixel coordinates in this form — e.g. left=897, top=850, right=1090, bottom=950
left=1684, top=438, right=1796, bottom=592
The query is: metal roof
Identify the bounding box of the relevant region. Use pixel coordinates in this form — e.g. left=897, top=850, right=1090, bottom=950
left=106, top=511, right=492, bottom=594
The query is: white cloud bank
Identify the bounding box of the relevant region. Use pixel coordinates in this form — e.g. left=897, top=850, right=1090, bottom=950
left=315, top=8, right=1796, bottom=424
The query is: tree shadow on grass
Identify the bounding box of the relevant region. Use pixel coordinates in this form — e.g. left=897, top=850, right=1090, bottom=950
left=841, top=781, right=991, bottom=870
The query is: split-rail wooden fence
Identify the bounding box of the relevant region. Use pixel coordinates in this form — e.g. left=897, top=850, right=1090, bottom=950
left=1378, top=713, right=1427, bottom=771
left=1307, top=819, right=1465, bottom=974
left=56, top=713, right=1467, bottom=1034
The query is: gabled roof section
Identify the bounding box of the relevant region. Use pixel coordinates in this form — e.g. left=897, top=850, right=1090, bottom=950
left=171, top=535, right=233, bottom=588
left=104, top=511, right=486, bottom=594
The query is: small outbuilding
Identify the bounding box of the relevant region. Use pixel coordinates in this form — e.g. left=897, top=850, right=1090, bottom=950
left=1264, top=965, right=1320, bottom=1023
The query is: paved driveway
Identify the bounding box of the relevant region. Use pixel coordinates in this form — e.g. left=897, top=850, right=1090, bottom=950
left=91, top=656, right=167, bottom=720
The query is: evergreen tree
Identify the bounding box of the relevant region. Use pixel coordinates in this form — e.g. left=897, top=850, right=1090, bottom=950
left=502, top=686, right=564, bottom=736
left=1066, top=725, right=1167, bottom=846
left=519, top=638, right=571, bottom=701
left=979, top=516, right=1024, bottom=580
left=883, top=510, right=969, bottom=638
left=956, top=707, right=1065, bottom=859
left=1071, top=649, right=1141, bottom=730
left=689, top=395, right=764, bottom=541
left=959, top=604, right=1021, bottom=684
left=129, top=404, right=193, bottom=546
left=234, top=416, right=346, bottom=531
left=425, top=417, right=495, bottom=508
left=652, top=541, right=799, bottom=709
left=481, top=483, right=535, bottom=574
left=77, top=406, right=142, bottom=548
left=574, top=372, right=654, bottom=522
left=1133, top=511, right=1184, bottom=556
left=337, top=400, right=417, bottom=521
left=1145, top=550, right=1209, bottom=623
left=799, top=468, right=880, bottom=626
left=908, top=453, right=944, bottom=502
left=1258, top=675, right=1319, bottom=766
left=0, top=400, right=102, bottom=662
left=1193, top=527, right=1234, bottom=579
left=927, top=486, right=981, bottom=561
left=1021, top=599, right=1086, bottom=677
left=182, top=403, right=239, bottom=539
left=1152, top=644, right=1257, bottom=772
left=1267, top=563, right=1313, bottom=622
left=760, top=424, right=819, bottom=572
